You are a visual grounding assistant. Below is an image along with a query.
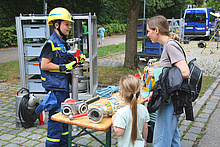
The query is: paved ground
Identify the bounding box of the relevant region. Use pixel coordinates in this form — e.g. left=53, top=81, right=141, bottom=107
left=197, top=102, right=220, bottom=147
left=0, top=47, right=19, bottom=63
left=0, top=36, right=220, bottom=146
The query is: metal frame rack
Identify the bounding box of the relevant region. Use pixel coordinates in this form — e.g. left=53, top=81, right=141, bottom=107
left=167, top=17, right=184, bottom=42
left=71, top=13, right=98, bottom=99
left=15, top=13, right=98, bottom=100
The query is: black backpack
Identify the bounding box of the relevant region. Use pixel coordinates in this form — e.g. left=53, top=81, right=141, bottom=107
left=168, top=40, right=203, bottom=102
left=187, top=58, right=203, bottom=102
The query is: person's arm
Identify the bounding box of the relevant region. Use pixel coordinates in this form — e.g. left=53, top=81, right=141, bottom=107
left=167, top=43, right=190, bottom=79
left=145, top=91, right=153, bottom=102
left=147, top=61, right=160, bottom=78
left=41, top=58, right=60, bottom=70
left=174, top=60, right=190, bottom=79
left=40, top=44, right=60, bottom=70
left=142, top=122, right=148, bottom=139
left=111, top=114, right=125, bottom=136
left=113, top=125, right=125, bottom=137
left=41, top=43, right=77, bottom=71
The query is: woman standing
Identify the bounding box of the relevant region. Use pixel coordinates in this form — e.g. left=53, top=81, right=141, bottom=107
left=146, top=15, right=190, bottom=147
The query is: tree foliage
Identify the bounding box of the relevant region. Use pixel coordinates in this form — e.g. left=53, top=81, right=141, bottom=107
left=206, top=0, right=220, bottom=11
left=190, top=0, right=204, bottom=7
left=0, top=0, right=43, bottom=27
left=0, top=0, right=128, bottom=27
left=143, top=0, right=188, bottom=18
left=0, top=0, right=192, bottom=27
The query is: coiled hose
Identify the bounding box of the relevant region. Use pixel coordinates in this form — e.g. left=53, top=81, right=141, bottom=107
left=18, top=88, right=38, bottom=128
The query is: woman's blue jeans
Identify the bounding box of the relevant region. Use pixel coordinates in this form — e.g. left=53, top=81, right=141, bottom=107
left=153, top=98, right=181, bottom=147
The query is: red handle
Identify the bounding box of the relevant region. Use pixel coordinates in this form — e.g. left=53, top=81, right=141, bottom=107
left=135, top=73, right=141, bottom=79
left=72, top=113, right=88, bottom=119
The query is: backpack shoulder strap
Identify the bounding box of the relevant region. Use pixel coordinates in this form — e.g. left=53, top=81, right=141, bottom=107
left=166, top=40, right=187, bottom=65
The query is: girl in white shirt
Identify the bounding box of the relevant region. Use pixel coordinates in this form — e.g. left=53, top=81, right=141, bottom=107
left=112, top=75, right=150, bottom=147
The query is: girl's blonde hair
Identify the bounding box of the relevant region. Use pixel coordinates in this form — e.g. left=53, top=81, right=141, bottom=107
left=119, top=75, right=141, bottom=146
left=147, top=15, right=180, bottom=42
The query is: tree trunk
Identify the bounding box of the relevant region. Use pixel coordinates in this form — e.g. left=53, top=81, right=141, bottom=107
left=124, top=0, right=140, bottom=69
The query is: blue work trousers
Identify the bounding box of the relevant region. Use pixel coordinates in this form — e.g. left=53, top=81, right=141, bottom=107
left=46, top=91, right=69, bottom=147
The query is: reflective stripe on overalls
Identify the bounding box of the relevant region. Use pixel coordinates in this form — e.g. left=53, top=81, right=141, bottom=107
left=46, top=91, right=69, bottom=147
left=46, top=131, right=69, bottom=144
left=39, top=32, right=69, bottom=92
left=46, top=130, right=68, bottom=141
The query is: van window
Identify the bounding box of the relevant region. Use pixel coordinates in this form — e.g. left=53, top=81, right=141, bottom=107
left=185, top=14, right=195, bottom=22
left=195, top=13, right=206, bottom=23
left=185, top=13, right=206, bottom=23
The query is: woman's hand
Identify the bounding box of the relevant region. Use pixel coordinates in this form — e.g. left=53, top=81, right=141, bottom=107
left=145, top=91, right=153, bottom=102
left=147, top=67, right=154, bottom=77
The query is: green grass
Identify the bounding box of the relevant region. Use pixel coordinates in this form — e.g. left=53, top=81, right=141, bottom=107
left=199, top=76, right=217, bottom=97
left=97, top=43, right=125, bottom=57
left=0, top=60, right=20, bottom=82
left=98, top=65, right=140, bottom=86
left=97, top=41, right=142, bottom=58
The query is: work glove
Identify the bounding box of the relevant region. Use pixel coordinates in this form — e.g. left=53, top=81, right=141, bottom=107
left=78, top=54, right=86, bottom=64
left=59, top=61, right=77, bottom=71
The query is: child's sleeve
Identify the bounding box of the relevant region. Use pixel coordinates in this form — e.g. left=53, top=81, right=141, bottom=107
left=114, top=110, right=126, bottom=129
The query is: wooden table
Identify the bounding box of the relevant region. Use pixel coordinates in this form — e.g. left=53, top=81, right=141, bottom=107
left=51, top=92, right=147, bottom=147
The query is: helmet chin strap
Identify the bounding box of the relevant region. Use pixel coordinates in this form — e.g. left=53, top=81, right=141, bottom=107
left=56, top=21, right=67, bottom=41
left=57, top=27, right=69, bottom=49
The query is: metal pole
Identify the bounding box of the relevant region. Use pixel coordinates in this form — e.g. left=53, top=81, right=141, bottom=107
left=16, top=16, right=26, bottom=88
left=217, top=21, right=220, bottom=50
left=143, top=0, right=146, bottom=18
left=71, top=68, right=79, bottom=131
left=43, top=0, right=47, bottom=14
left=71, top=68, right=79, bottom=100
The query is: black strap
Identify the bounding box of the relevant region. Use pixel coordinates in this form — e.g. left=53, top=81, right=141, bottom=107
left=166, top=40, right=187, bottom=66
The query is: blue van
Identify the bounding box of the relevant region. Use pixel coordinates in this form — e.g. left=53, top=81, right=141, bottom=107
left=184, top=7, right=215, bottom=38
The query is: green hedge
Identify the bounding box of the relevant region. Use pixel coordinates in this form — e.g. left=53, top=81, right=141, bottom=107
left=0, top=23, right=127, bottom=48
left=0, top=26, right=17, bottom=48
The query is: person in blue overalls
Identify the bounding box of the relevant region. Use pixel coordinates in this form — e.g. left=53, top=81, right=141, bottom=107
left=35, top=7, right=85, bottom=147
